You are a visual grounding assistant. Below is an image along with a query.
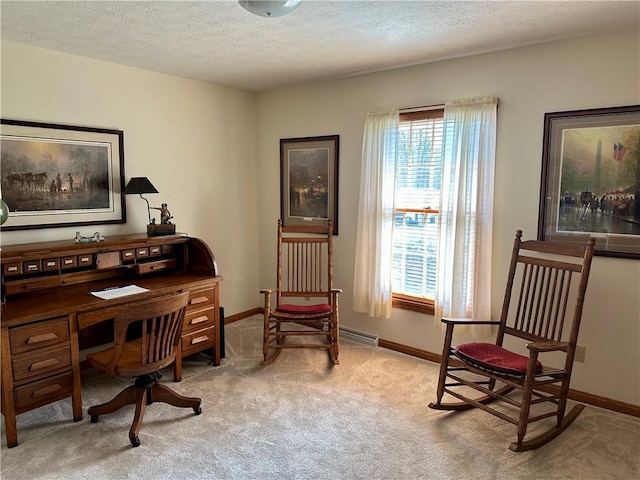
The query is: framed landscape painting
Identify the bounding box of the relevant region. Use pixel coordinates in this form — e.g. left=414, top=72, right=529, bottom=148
left=280, top=135, right=339, bottom=234
left=1, top=119, right=126, bottom=231
left=538, top=105, right=640, bottom=258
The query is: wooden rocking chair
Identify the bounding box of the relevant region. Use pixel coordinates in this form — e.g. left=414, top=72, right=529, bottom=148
left=429, top=230, right=595, bottom=451
left=261, top=219, right=341, bottom=366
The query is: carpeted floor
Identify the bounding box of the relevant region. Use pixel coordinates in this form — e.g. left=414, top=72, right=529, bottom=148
left=2, top=316, right=639, bottom=480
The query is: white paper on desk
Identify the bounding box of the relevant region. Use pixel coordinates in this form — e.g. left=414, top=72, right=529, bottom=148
left=90, top=284, right=150, bottom=300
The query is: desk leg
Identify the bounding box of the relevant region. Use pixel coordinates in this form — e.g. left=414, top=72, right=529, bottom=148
left=69, top=315, right=83, bottom=422
left=2, top=412, right=18, bottom=448
left=209, top=306, right=222, bottom=367
left=1, top=327, right=18, bottom=447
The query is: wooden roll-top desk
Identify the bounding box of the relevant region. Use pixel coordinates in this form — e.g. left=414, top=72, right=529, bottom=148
left=0, top=233, right=222, bottom=448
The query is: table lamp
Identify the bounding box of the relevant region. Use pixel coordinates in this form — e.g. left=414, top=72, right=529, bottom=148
left=124, top=177, right=159, bottom=234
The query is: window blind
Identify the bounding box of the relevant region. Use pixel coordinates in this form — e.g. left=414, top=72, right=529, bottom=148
left=392, top=109, right=443, bottom=300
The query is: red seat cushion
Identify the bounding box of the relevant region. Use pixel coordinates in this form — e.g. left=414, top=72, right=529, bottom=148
left=276, top=303, right=332, bottom=314
left=455, top=342, right=542, bottom=375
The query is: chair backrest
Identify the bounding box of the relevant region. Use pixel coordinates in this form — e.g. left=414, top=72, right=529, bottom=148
left=275, top=219, right=334, bottom=307
left=109, top=291, right=190, bottom=375
left=497, top=231, right=595, bottom=353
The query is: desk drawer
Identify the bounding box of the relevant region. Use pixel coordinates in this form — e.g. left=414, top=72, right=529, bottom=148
left=3, top=276, right=62, bottom=296
left=78, top=253, right=93, bottom=266
left=77, top=307, right=119, bottom=331
left=61, top=255, right=78, bottom=269
left=14, top=372, right=74, bottom=411
left=42, top=258, right=60, bottom=272
left=181, top=326, right=215, bottom=356
left=3, top=261, right=23, bottom=276
left=188, top=287, right=215, bottom=308
left=12, top=345, right=72, bottom=383
left=121, top=249, right=136, bottom=261
left=9, top=317, right=70, bottom=355
left=133, top=259, right=176, bottom=275
left=23, top=260, right=41, bottom=274
left=184, top=307, right=215, bottom=333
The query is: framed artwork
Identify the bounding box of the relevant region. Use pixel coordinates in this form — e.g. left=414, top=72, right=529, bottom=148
left=280, top=135, right=339, bottom=234
left=538, top=105, right=640, bottom=259
left=0, top=119, right=126, bottom=231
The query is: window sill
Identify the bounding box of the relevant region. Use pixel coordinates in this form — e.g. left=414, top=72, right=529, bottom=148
left=392, top=294, right=435, bottom=315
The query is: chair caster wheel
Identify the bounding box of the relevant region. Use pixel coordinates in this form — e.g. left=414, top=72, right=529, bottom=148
left=194, top=406, right=202, bottom=415
left=130, top=436, right=140, bottom=447
left=90, top=415, right=99, bottom=423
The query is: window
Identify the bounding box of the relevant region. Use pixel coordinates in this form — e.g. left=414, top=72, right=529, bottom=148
left=392, top=109, right=444, bottom=314
left=355, top=98, right=496, bottom=321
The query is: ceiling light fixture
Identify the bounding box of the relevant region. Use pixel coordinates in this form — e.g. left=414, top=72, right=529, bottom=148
left=238, top=1, right=301, bottom=18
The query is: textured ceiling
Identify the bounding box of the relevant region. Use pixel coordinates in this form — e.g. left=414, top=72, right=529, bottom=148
left=1, top=1, right=639, bottom=92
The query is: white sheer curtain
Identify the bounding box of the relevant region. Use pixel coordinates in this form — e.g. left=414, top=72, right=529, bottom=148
left=352, top=109, right=399, bottom=318
left=435, top=96, right=498, bottom=337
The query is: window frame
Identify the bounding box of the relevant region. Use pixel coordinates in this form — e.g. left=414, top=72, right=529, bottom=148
left=391, top=108, right=444, bottom=315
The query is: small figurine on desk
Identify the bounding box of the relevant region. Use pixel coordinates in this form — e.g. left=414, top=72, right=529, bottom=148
left=147, top=203, right=176, bottom=236
left=74, top=231, right=105, bottom=244
left=151, top=203, right=173, bottom=224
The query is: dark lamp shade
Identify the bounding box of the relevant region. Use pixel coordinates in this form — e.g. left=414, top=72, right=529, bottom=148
left=123, top=177, right=159, bottom=195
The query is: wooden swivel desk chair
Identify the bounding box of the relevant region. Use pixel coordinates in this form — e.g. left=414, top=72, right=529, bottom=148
left=261, top=219, right=341, bottom=366
left=429, top=230, right=595, bottom=451
left=86, top=292, right=201, bottom=447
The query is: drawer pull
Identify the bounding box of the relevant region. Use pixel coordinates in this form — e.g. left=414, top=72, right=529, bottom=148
left=27, top=333, right=58, bottom=344
left=191, top=335, right=209, bottom=345
left=46, top=261, right=56, bottom=267
left=190, top=315, right=209, bottom=325
left=8, top=266, right=19, bottom=272
left=190, top=296, right=209, bottom=305
left=24, top=282, right=48, bottom=291
left=64, top=259, right=74, bottom=265
left=29, top=358, right=60, bottom=371
left=150, top=264, right=166, bottom=271
left=27, top=265, right=39, bottom=271
left=32, top=384, right=62, bottom=399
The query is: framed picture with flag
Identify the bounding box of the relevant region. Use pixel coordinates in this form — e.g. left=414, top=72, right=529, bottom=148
left=538, top=105, right=640, bottom=259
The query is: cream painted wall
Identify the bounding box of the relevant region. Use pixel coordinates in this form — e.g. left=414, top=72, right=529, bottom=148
left=256, top=30, right=640, bottom=405
left=1, top=31, right=638, bottom=406
left=0, top=41, right=260, bottom=316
